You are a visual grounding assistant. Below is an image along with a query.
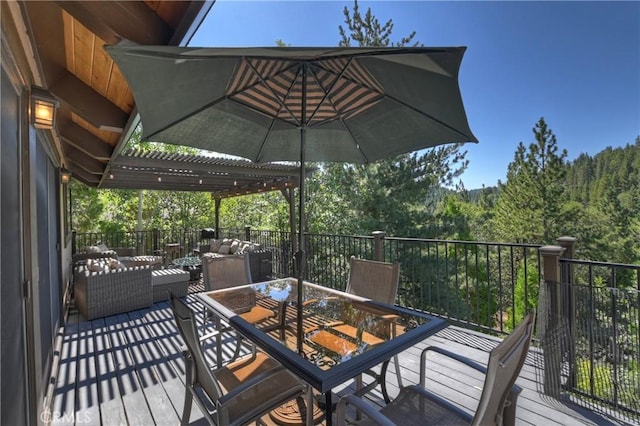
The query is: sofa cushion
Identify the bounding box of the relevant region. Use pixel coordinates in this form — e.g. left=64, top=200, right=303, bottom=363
left=218, top=244, right=231, bottom=254
left=151, top=268, right=190, bottom=285
left=87, top=258, right=109, bottom=272
left=152, top=269, right=190, bottom=302
left=211, top=239, right=223, bottom=252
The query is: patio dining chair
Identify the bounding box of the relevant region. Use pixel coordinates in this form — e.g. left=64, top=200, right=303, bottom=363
left=314, top=256, right=402, bottom=400
left=346, top=257, right=402, bottom=391
left=201, top=253, right=276, bottom=360
left=202, top=253, right=276, bottom=323
left=170, top=293, right=314, bottom=426
left=336, top=309, right=536, bottom=426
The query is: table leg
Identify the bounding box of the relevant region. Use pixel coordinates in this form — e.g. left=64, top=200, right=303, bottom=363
left=379, top=359, right=391, bottom=403
left=323, top=391, right=333, bottom=426
left=214, top=315, right=223, bottom=368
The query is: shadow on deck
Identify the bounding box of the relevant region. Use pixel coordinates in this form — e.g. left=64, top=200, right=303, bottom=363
left=46, top=283, right=629, bottom=425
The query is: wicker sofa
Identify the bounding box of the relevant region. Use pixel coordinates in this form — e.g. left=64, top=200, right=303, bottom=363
left=74, top=264, right=153, bottom=320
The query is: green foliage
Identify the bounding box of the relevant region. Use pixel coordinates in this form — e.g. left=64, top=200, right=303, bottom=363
left=69, top=179, right=104, bottom=232
left=219, top=191, right=291, bottom=231
left=492, top=118, right=569, bottom=244
left=338, top=0, right=418, bottom=47
left=512, top=265, right=539, bottom=328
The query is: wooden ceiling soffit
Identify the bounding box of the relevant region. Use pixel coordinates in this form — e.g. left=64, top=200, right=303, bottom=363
left=50, top=72, right=128, bottom=132
left=56, top=1, right=173, bottom=45
left=62, top=144, right=106, bottom=175
left=59, top=120, right=113, bottom=160
left=24, top=1, right=67, bottom=83
left=112, top=156, right=303, bottom=178
left=68, top=165, right=100, bottom=186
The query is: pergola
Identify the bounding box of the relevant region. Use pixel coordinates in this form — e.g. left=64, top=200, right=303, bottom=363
left=15, top=0, right=313, bottom=239
left=102, top=148, right=314, bottom=198
left=93, top=148, right=315, bottom=240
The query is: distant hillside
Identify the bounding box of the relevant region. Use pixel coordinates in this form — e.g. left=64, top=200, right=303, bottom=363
left=564, top=138, right=640, bottom=206
left=462, top=137, right=639, bottom=205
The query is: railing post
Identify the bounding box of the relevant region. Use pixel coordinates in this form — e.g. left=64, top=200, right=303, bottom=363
left=372, top=231, right=385, bottom=262
left=152, top=228, right=159, bottom=256
left=539, top=245, right=565, bottom=398
left=245, top=226, right=251, bottom=242
left=557, top=236, right=577, bottom=388
left=71, top=230, right=77, bottom=254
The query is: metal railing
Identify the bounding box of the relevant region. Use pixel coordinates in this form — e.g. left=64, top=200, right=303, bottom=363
left=560, top=259, right=639, bottom=423
left=72, top=227, right=639, bottom=421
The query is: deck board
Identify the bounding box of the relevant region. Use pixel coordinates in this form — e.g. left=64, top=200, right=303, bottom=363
left=49, top=287, right=630, bottom=426
left=92, top=318, right=128, bottom=426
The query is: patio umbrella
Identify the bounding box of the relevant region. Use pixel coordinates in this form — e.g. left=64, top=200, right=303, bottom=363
left=106, top=44, right=478, bottom=352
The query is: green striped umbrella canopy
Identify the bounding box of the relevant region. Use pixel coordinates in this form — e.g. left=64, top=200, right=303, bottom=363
left=107, top=44, right=478, bottom=351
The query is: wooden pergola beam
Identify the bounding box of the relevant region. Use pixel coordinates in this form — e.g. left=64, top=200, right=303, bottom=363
left=113, top=155, right=305, bottom=178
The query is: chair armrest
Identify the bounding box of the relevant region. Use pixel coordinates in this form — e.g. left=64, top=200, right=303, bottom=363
left=217, top=365, right=298, bottom=406
left=336, top=394, right=396, bottom=426
left=420, top=346, right=487, bottom=387
left=199, top=330, right=221, bottom=342
left=420, top=346, right=523, bottom=426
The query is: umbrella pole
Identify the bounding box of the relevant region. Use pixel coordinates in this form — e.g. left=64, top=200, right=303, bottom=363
left=296, top=64, right=308, bottom=356
left=296, top=125, right=306, bottom=355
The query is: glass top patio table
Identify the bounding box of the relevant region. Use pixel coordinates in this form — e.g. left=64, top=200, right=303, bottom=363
left=171, top=256, right=202, bottom=267
left=196, top=277, right=448, bottom=423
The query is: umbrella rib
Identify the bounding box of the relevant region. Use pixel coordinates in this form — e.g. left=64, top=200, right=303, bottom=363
left=306, top=57, right=354, bottom=124
left=338, top=117, right=370, bottom=163
left=144, top=95, right=228, bottom=141
left=383, top=94, right=476, bottom=141
left=243, top=58, right=303, bottom=127
left=254, top=119, right=277, bottom=163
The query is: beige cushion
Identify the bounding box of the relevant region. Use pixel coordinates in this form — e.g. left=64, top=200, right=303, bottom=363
left=85, top=245, right=101, bottom=254
left=230, top=240, right=241, bottom=254
left=87, top=258, right=109, bottom=272
left=151, top=268, right=190, bottom=285
left=211, top=239, right=223, bottom=252
left=218, top=244, right=231, bottom=255
left=107, top=258, right=126, bottom=270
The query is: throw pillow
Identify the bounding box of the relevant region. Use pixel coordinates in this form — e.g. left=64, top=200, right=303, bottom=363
left=96, top=243, right=109, bottom=252
left=87, top=258, right=108, bottom=272
left=211, top=239, right=223, bottom=252
left=85, top=245, right=101, bottom=253
left=229, top=240, right=240, bottom=254
left=218, top=244, right=231, bottom=255
left=108, top=258, right=121, bottom=270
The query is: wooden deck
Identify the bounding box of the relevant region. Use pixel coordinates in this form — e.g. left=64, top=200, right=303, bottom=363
left=46, top=284, right=628, bottom=426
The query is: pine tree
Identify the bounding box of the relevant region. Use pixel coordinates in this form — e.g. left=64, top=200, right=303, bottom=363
left=493, top=118, right=568, bottom=244
left=308, top=1, right=469, bottom=238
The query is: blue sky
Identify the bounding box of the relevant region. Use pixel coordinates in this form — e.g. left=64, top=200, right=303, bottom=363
left=189, top=1, right=640, bottom=189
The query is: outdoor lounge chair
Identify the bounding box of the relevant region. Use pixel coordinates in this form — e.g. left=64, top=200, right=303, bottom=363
left=336, top=309, right=536, bottom=426
left=170, top=293, right=313, bottom=426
